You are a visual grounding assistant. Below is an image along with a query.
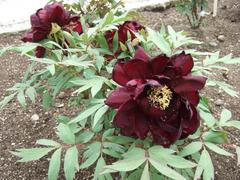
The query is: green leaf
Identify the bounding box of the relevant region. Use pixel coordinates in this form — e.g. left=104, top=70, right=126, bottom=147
left=47, top=64, right=56, bottom=75
left=56, top=123, right=75, bottom=144
left=106, top=136, right=135, bottom=145
left=11, top=148, right=54, bottom=162
left=102, top=158, right=146, bottom=173
left=236, top=146, right=240, bottom=165
left=112, top=32, right=119, bottom=53
left=91, top=80, right=104, bottom=97
left=149, top=158, right=185, bottom=180
left=70, top=103, right=104, bottom=124
left=48, top=148, right=62, bottom=180
left=219, top=109, right=232, bottom=125
left=25, top=87, right=37, bottom=103
left=198, top=108, right=216, bottom=127
left=141, top=162, right=150, bottom=180
left=149, top=146, right=196, bottom=169
left=203, top=130, right=228, bottom=144
left=93, top=105, right=109, bottom=128
left=198, top=149, right=214, bottom=180
left=205, top=142, right=233, bottom=156
left=36, top=139, right=60, bottom=147
left=76, top=130, right=94, bottom=144
left=179, top=142, right=202, bottom=157
left=64, top=146, right=79, bottom=180
left=147, top=27, right=172, bottom=56
left=224, top=120, right=240, bottom=129
left=96, top=33, right=109, bottom=50
left=80, top=150, right=100, bottom=169
left=96, top=55, right=105, bottom=72
left=0, top=93, right=16, bottom=109
left=93, top=157, right=106, bottom=180
left=42, top=90, right=52, bottom=109
left=17, top=90, right=26, bottom=107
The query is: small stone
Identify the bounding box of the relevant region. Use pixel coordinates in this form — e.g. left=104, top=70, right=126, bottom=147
left=209, top=41, right=218, bottom=47
left=11, top=143, right=15, bottom=145
left=0, top=158, right=4, bottom=161
left=31, top=114, right=39, bottom=121
left=217, top=35, right=225, bottom=42
left=55, top=103, right=64, bottom=108
left=58, top=92, right=66, bottom=99
left=215, top=99, right=224, bottom=106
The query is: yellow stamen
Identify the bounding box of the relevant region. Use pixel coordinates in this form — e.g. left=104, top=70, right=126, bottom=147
left=50, top=23, right=61, bottom=35
left=147, top=85, right=173, bottom=110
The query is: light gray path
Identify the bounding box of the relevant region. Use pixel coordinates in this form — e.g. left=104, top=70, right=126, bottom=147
left=0, top=0, right=170, bottom=34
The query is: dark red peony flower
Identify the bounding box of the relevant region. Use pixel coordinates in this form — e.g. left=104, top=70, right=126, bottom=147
left=22, top=3, right=83, bottom=57
left=105, top=21, right=144, bottom=60
left=105, top=47, right=207, bottom=147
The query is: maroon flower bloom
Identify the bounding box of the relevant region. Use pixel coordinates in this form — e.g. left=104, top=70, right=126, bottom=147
left=105, top=21, right=144, bottom=60
left=105, top=47, right=207, bottom=147
left=22, top=3, right=83, bottom=57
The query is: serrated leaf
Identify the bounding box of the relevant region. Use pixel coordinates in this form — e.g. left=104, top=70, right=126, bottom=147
left=64, top=146, right=79, bottom=180
left=219, top=109, right=232, bottom=125
left=205, top=142, right=233, bottom=156
left=36, top=139, right=60, bottom=147
left=17, top=90, right=26, bottom=107
left=56, top=123, right=75, bottom=144
left=179, top=142, right=202, bottom=157
left=198, top=149, right=214, bottom=180
left=48, top=148, right=61, bottom=180
left=69, top=103, right=104, bottom=124
left=149, top=158, right=185, bottom=180
left=93, top=105, right=109, bottom=128
left=96, top=34, right=109, bottom=50
left=25, top=87, right=37, bottom=103
left=141, top=162, right=150, bottom=180
left=11, top=147, right=54, bottom=162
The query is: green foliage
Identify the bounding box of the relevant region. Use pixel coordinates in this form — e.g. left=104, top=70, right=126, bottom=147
left=1, top=3, right=240, bottom=179
left=176, top=0, right=208, bottom=28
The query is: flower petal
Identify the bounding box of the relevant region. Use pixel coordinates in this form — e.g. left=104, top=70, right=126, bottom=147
left=149, top=119, right=182, bottom=147
left=124, top=59, right=151, bottom=80
left=180, top=91, right=200, bottom=106
left=105, top=87, right=133, bottom=109
left=174, top=75, right=207, bottom=93
left=171, top=53, right=193, bottom=76
left=150, top=55, right=169, bottom=75
left=113, top=100, right=149, bottom=139
left=180, top=103, right=200, bottom=138
left=134, top=46, right=150, bottom=62
left=112, top=62, right=131, bottom=86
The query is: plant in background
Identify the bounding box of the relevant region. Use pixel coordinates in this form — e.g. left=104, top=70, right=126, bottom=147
left=176, top=0, right=207, bottom=29
left=1, top=1, right=240, bottom=180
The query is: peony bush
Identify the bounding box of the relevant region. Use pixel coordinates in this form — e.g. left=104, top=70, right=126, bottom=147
left=1, top=1, right=240, bottom=180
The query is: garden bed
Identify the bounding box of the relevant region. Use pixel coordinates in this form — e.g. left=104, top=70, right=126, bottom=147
left=0, top=0, right=240, bottom=179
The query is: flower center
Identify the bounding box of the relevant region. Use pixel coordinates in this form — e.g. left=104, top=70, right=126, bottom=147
left=50, top=23, right=61, bottom=35
left=147, top=85, right=173, bottom=110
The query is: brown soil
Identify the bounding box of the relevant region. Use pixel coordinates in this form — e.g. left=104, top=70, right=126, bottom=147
left=0, top=0, right=240, bottom=179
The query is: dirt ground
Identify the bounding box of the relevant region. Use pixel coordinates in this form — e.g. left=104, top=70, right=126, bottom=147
left=0, top=0, right=240, bottom=179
